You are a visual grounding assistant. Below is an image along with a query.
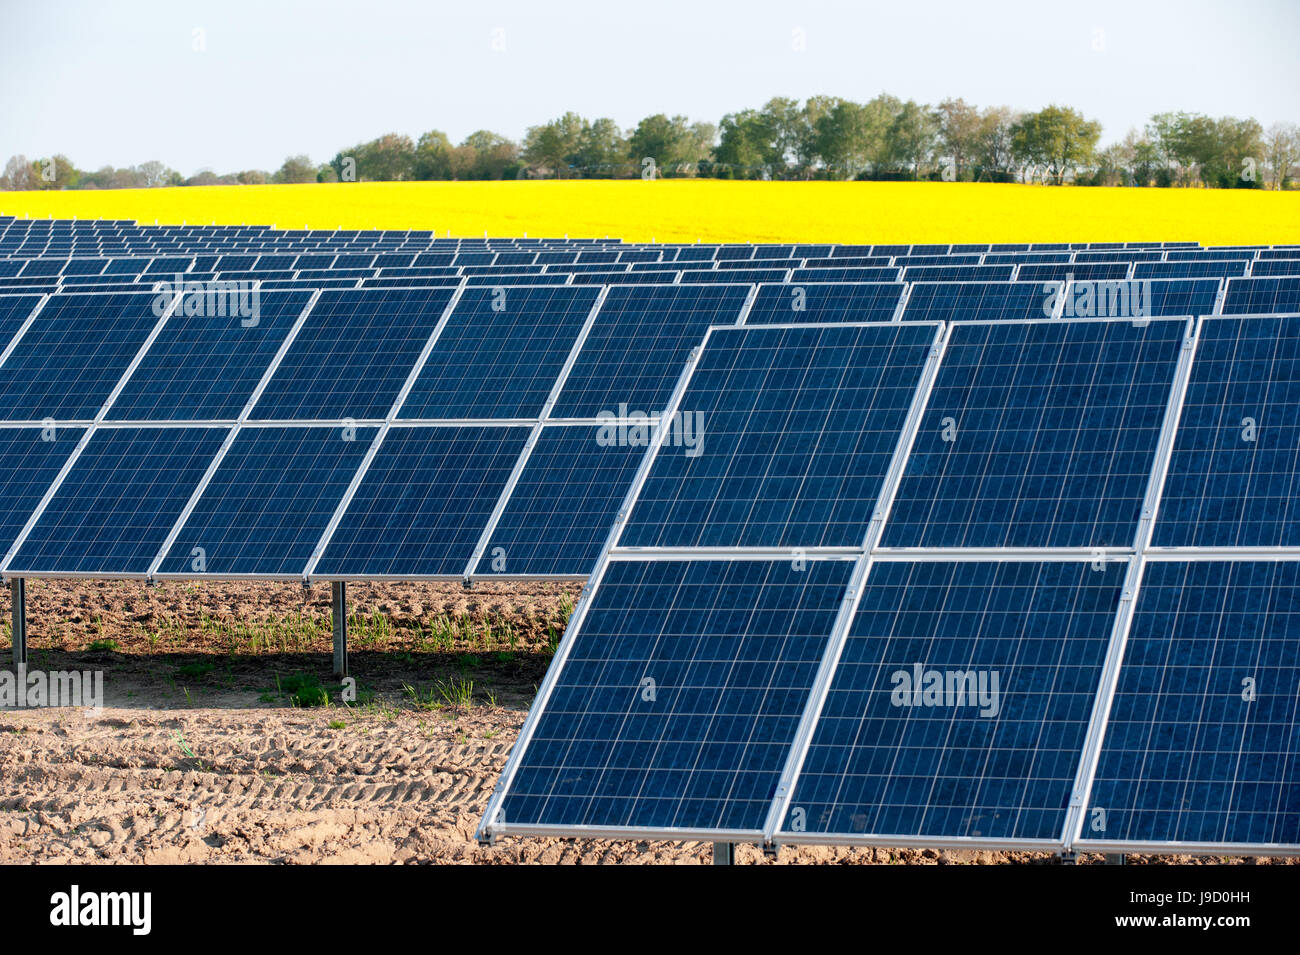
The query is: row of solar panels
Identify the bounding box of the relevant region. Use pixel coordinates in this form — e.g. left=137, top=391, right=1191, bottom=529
left=3, top=280, right=1300, bottom=427
left=6, top=250, right=1300, bottom=281
left=477, top=315, right=1300, bottom=854
left=6, top=244, right=1300, bottom=270
left=1, top=310, right=1297, bottom=584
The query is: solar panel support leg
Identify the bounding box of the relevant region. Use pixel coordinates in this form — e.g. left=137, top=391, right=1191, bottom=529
left=10, top=579, right=26, bottom=667
left=712, top=843, right=735, bottom=866
left=332, top=581, right=347, bottom=679
left=1104, top=853, right=1126, bottom=866
left=1058, top=851, right=1077, bottom=866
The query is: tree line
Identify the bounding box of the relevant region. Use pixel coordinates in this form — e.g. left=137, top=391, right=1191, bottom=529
left=3, top=97, right=1297, bottom=191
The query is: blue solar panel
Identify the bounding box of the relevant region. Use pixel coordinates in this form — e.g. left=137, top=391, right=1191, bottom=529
left=7, top=426, right=228, bottom=574
left=1084, top=560, right=1300, bottom=847
left=156, top=425, right=378, bottom=575
left=250, top=287, right=454, bottom=420
left=783, top=560, right=1124, bottom=842
left=0, top=292, right=163, bottom=421
left=0, top=293, right=42, bottom=355
left=790, top=267, right=900, bottom=284
left=1018, top=264, right=1131, bottom=283
left=549, top=284, right=749, bottom=419
left=500, top=558, right=855, bottom=833
left=1251, top=260, right=1300, bottom=277
left=477, top=425, right=643, bottom=576
left=903, top=265, right=1015, bottom=283
left=1056, top=278, right=1219, bottom=318
left=1222, top=278, right=1300, bottom=314
left=745, top=283, right=904, bottom=324
left=397, top=286, right=597, bottom=419
left=622, top=323, right=936, bottom=549
left=107, top=290, right=311, bottom=420
left=884, top=319, right=1186, bottom=549
left=901, top=282, right=1054, bottom=322
left=1134, top=261, right=1247, bottom=280
left=1155, top=316, right=1300, bottom=547
left=314, top=425, right=529, bottom=576
left=0, top=426, right=86, bottom=556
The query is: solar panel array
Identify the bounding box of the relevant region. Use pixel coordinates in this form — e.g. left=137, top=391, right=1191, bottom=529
left=2, top=215, right=1298, bottom=858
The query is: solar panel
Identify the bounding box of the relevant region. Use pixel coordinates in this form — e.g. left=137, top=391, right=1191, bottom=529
left=1134, top=261, right=1248, bottom=280
left=493, top=557, right=856, bottom=835
left=1080, top=560, right=1300, bottom=850
left=1154, top=316, right=1300, bottom=547
left=313, top=425, right=530, bottom=577
left=1250, top=260, right=1300, bottom=278
left=1060, top=278, right=1219, bottom=318
left=0, top=292, right=164, bottom=421
left=621, top=323, right=938, bottom=549
left=790, top=267, right=900, bottom=284
left=249, top=287, right=454, bottom=420
left=780, top=559, right=1125, bottom=845
left=475, top=424, right=644, bottom=577
left=5, top=426, right=228, bottom=575
left=548, top=284, right=750, bottom=419
left=1018, top=264, right=1131, bottom=283
left=901, top=282, right=1053, bottom=322
left=154, top=425, right=378, bottom=576
left=883, top=318, right=1187, bottom=549
left=107, top=290, right=312, bottom=420
left=903, top=265, right=1015, bottom=283
left=1222, top=278, right=1300, bottom=314
left=744, top=282, right=904, bottom=324
left=0, top=293, right=43, bottom=356
left=0, top=426, right=86, bottom=556
left=396, top=286, right=597, bottom=420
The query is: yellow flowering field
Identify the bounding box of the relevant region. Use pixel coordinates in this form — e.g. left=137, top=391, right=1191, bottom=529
left=3, top=180, right=1297, bottom=245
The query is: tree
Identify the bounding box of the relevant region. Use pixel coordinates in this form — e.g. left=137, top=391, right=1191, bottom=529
left=1264, top=122, right=1300, bottom=190
left=887, top=100, right=940, bottom=178
left=973, top=106, right=1019, bottom=181
left=1012, top=105, right=1101, bottom=184
left=627, top=114, right=710, bottom=177
left=522, top=112, right=585, bottom=177
left=936, top=98, right=982, bottom=180
left=413, top=130, right=453, bottom=179
left=0, top=154, right=41, bottom=190
left=456, top=131, right=520, bottom=179
left=273, top=155, right=316, bottom=184
left=714, top=108, right=777, bottom=178
left=572, top=118, right=627, bottom=176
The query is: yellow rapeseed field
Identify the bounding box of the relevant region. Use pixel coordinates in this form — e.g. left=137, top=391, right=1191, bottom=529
left=2, top=180, right=1297, bottom=245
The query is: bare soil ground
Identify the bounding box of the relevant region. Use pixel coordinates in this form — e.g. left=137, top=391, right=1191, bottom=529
left=0, top=580, right=1289, bottom=865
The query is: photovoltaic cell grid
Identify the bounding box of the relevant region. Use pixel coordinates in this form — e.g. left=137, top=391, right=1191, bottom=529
left=6, top=427, right=229, bottom=575
left=0, top=426, right=86, bottom=556
left=883, top=319, right=1186, bottom=549
left=744, top=282, right=904, bottom=325
left=0, top=293, right=43, bottom=355
left=1155, top=316, right=1300, bottom=547
left=313, top=425, right=530, bottom=577
left=901, top=282, right=1053, bottom=323
left=621, top=323, right=937, bottom=549
left=1082, top=561, right=1300, bottom=847
left=548, top=284, right=750, bottom=419
left=156, top=425, right=379, bottom=576
left=397, top=285, right=597, bottom=419
left=107, top=290, right=311, bottom=420
left=498, top=558, right=855, bottom=833
left=1222, top=278, right=1300, bottom=314
left=478, top=425, right=644, bottom=577
left=782, top=560, right=1125, bottom=843
left=249, top=287, right=454, bottom=420
left=0, top=292, right=163, bottom=421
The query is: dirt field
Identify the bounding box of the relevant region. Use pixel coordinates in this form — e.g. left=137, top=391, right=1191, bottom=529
left=0, top=580, right=1289, bottom=865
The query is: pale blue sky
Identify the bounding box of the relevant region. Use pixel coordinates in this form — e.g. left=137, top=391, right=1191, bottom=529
left=1, top=0, right=1296, bottom=175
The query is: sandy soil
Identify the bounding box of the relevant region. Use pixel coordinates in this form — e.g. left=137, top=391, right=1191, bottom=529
left=0, top=581, right=1290, bottom=865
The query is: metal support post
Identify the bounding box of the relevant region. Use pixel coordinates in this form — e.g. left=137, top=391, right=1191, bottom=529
left=332, top=580, right=347, bottom=678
